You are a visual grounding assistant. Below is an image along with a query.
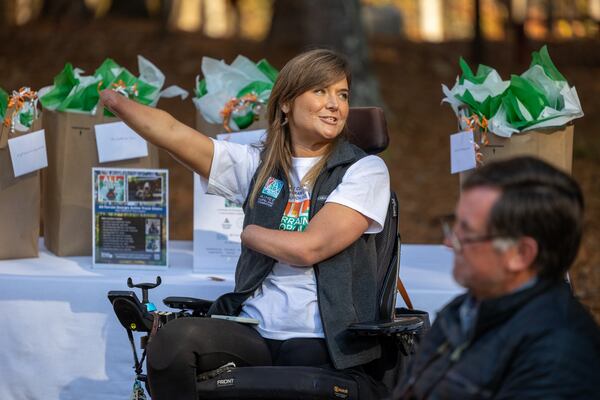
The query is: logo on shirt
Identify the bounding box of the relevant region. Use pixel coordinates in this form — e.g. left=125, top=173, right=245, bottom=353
left=279, top=186, right=310, bottom=231
left=261, top=177, right=284, bottom=199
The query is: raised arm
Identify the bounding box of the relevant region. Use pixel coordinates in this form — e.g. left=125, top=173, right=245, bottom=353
left=99, top=90, right=214, bottom=179
left=240, top=203, right=370, bottom=266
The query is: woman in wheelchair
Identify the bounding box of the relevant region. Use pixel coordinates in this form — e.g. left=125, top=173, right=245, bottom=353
left=101, top=49, right=390, bottom=399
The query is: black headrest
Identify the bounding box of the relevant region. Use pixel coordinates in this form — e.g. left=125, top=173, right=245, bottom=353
left=345, top=107, right=389, bottom=155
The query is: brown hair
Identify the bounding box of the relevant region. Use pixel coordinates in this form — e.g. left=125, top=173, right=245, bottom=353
left=249, top=48, right=352, bottom=207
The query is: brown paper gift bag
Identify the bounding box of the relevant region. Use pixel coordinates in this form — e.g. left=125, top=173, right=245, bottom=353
left=460, top=124, right=574, bottom=187
left=42, top=109, right=160, bottom=256
left=475, top=124, right=574, bottom=173
left=0, top=117, right=43, bottom=259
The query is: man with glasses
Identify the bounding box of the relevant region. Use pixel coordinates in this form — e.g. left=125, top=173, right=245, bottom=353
left=394, top=156, right=600, bottom=399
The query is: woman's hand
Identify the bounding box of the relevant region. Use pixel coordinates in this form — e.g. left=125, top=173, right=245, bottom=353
left=240, top=225, right=259, bottom=247
left=240, top=203, right=370, bottom=266
left=99, top=90, right=215, bottom=178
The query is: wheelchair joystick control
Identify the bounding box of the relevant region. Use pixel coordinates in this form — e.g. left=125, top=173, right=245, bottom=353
left=127, top=276, right=161, bottom=313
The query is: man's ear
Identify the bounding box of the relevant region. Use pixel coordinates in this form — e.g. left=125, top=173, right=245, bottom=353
left=506, top=236, right=538, bottom=273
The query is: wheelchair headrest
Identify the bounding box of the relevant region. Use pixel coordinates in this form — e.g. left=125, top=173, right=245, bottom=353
left=345, top=107, right=389, bottom=155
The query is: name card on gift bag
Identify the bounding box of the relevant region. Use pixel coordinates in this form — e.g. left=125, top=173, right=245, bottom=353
left=8, top=129, right=48, bottom=177
left=450, top=130, right=477, bottom=174
left=95, top=121, right=149, bottom=163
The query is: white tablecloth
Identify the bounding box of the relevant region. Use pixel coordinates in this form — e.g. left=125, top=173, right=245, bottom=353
left=0, top=240, right=462, bottom=400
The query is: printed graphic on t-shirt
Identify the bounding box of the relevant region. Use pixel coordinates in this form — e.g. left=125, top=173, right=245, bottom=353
left=279, top=186, right=310, bottom=231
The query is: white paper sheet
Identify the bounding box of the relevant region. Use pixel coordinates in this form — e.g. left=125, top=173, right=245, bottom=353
left=193, top=129, right=266, bottom=272
left=450, top=130, right=477, bottom=174
left=95, top=121, right=148, bottom=163
left=7, top=129, right=48, bottom=177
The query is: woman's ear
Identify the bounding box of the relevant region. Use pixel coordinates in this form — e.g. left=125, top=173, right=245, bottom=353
left=281, top=103, right=290, bottom=114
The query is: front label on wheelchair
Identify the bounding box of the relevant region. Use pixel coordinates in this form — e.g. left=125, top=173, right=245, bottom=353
left=216, top=378, right=235, bottom=387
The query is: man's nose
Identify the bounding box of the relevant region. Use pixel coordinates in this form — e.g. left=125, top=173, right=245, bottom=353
left=442, top=235, right=453, bottom=249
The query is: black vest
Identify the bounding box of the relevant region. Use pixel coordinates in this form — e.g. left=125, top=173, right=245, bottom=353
left=208, top=139, right=381, bottom=369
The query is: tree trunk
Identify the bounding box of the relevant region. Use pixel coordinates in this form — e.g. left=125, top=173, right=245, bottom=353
left=41, top=0, right=90, bottom=19
left=471, top=0, right=484, bottom=64
left=268, top=0, right=384, bottom=107
left=508, top=0, right=528, bottom=68
left=0, top=0, right=10, bottom=29
left=108, top=0, right=150, bottom=17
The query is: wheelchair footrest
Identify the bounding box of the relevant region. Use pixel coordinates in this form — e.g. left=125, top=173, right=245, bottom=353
left=196, top=366, right=358, bottom=399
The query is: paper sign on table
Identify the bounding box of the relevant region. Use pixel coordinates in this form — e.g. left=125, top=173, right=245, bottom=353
left=8, top=129, right=48, bottom=177
left=193, top=129, right=266, bottom=272
left=95, top=121, right=148, bottom=163
left=92, top=167, right=169, bottom=269
left=450, top=130, right=477, bottom=174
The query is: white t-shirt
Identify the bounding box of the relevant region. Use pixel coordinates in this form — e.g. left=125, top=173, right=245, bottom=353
left=205, top=139, right=390, bottom=340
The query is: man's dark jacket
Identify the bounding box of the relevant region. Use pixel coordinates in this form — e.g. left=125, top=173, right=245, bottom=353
left=394, top=280, right=600, bottom=399
left=208, top=139, right=381, bottom=370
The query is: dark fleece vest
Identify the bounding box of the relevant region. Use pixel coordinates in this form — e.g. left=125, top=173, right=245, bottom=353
left=208, top=139, right=381, bottom=369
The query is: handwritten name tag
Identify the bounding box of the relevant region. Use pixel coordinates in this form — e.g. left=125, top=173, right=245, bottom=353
left=8, top=129, right=48, bottom=177
left=450, top=130, right=477, bottom=174
left=95, top=121, right=148, bottom=163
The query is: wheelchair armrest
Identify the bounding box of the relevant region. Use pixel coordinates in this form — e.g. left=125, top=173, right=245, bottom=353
left=395, top=307, right=431, bottom=332
left=348, top=316, right=423, bottom=336
left=108, top=290, right=154, bottom=332
left=163, top=296, right=213, bottom=315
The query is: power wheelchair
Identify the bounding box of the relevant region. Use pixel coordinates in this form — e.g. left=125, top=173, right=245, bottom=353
left=108, top=107, right=430, bottom=399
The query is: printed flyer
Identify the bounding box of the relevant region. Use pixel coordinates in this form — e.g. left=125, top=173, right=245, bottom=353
left=92, top=168, right=168, bottom=268
left=193, top=129, right=265, bottom=272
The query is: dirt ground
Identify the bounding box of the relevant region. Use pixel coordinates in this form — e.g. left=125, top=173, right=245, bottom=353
left=2, top=17, right=599, bottom=319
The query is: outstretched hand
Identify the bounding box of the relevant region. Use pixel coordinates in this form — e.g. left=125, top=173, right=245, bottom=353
left=98, top=89, right=215, bottom=178
left=99, top=89, right=128, bottom=119
left=98, top=89, right=161, bottom=141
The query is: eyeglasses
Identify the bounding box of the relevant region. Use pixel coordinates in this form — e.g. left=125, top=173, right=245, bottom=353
left=440, top=214, right=508, bottom=253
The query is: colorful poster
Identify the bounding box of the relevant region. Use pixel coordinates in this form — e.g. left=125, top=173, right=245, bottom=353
left=92, top=168, right=168, bottom=269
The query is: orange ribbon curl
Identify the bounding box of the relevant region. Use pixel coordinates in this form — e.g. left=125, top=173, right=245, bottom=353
left=220, top=93, right=261, bottom=133
left=111, top=80, right=139, bottom=98
left=2, top=87, right=39, bottom=133
left=462, top=113, right=490, bottom=165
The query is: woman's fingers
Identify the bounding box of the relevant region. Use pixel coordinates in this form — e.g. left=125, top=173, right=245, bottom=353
left=99, top=89, right=122, bottom=116
left=99, top=89, right=151, bottom=126
left=99, top=89, right=139, bottom=119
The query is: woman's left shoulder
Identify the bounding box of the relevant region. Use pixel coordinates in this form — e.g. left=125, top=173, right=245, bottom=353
left=346, top=155, right=389, bottom=176
left=357, top=154, right=388, bottom=168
